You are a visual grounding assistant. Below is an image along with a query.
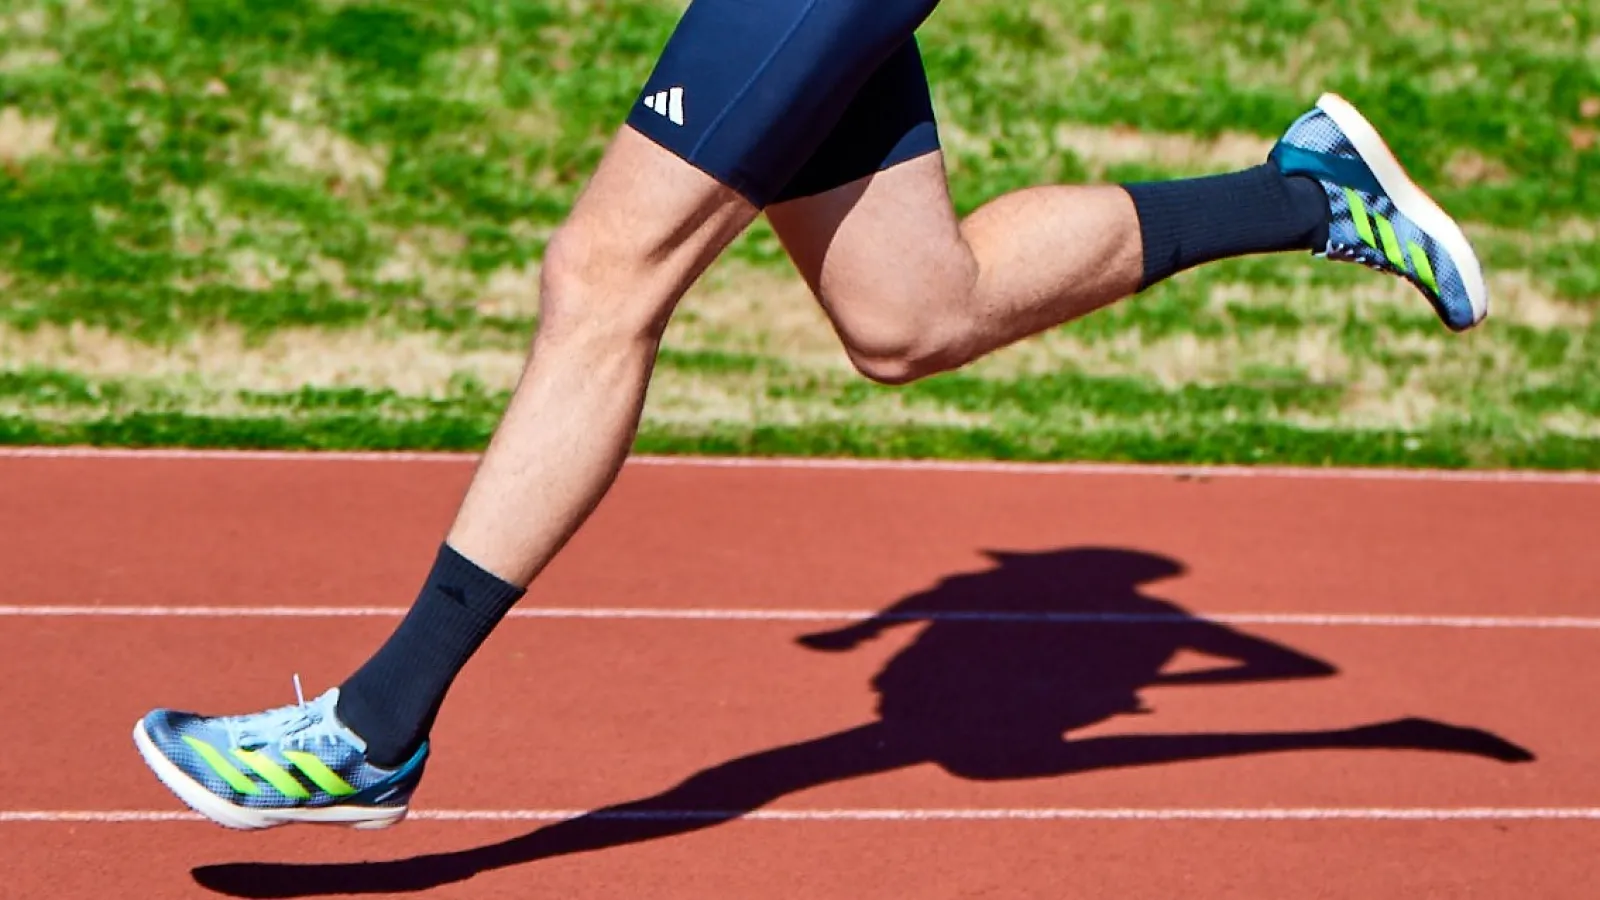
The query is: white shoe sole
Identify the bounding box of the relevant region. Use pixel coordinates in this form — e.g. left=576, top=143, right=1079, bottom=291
left=1315, top=92, right=1489, bottom=328
left=132, top=720, right=408, bottom=831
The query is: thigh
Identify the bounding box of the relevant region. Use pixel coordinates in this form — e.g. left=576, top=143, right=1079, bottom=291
left=766, top=150, right=971, bottom=337
left=760, top=37, right=964, bottom=322
left=626, top=0, right=941, bottom=208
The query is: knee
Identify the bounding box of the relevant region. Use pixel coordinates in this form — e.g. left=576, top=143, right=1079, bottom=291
left=835, top=299, right=967, bottom=386
left=536, top=226, right=674, bottom=347
left=846, top=335, right=948, bottom=386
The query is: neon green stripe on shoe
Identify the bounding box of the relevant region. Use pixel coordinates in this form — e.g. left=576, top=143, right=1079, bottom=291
left=1408, top=242, right=1440, bottom=294
left=1343, top=188, right=1378, bottom=248
left=283, top=750, right=357, bottom=797
left=232, top=749, right=312, bottom=799
left=1375, top=216, right=1408, bottom=271
left=181, top=736, right=260, bottom=796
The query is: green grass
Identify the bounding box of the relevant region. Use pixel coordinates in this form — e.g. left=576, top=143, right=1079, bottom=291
left=0, top=361, right=1589, bottom=468
left=0, top=410, right=1591, bottom=470
left=0, top=0, right=1596, bottom=466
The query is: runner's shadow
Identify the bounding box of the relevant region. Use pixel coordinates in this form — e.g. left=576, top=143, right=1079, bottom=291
left=193, top=547, right=1532, bottom=897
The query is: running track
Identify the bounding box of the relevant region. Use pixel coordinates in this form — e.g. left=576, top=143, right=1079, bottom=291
left=3, top=450, right=1597, bottom=898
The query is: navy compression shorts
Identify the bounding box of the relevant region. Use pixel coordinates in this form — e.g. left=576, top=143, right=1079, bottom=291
left=625, top=0, right=943, bottom=207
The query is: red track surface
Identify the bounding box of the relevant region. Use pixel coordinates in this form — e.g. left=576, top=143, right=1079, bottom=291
left=3, top=453, right=1598, bottom=898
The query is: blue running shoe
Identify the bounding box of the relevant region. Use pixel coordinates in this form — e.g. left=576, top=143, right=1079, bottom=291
left=133, top=683, right=427, bottom=830
left=1271, top=93, right=1487, bottom=331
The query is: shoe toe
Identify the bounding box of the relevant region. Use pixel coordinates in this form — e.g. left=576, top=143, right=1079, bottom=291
left=137, top=709, right=220, bottom=773
left=140, top=708, right=194, bottom=743
left=1438, top=298, right=1475, bottom=331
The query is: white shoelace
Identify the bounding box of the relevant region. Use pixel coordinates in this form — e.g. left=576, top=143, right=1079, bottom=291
left=223, top=674, right=325, bottom=749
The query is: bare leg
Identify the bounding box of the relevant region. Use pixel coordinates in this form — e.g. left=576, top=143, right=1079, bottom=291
left=447, top=129, right=757, bottom=583
left=767, top=152, right=1142, bottom=384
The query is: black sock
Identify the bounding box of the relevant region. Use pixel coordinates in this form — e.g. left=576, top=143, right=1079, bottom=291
left=336, top=544, right=525, bottom=767
left=1122, top=163, right=1331, bottom=291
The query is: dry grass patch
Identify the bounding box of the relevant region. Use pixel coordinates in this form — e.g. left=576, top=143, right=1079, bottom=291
left=0, top=8, right=48, bottom=38
left=1052, top=123, right=1270, bottom=176
left=1337, top=361, right=1441, bottom=427
left=1445, top=150, right=1513, bottom=187
left=1553, top=219, right=1599, bottom=242
left=1228, top=270, right=1591, bottom=330
left=0, top=48, right=59, bottom=71
left=1480, top=217, right=1599, bottom=245
left=644, top=368, right=986, bottom=429
left=668, top=260, right=849, bottom=366
left=967, top=319, right=1360, bottom=387
left=0, top=323, right=527, bottom=395
left=0, top=106, right=55, bottom=162
left=372, top=227, right=478, bottom=300
left=265, top=116, right=387, bottom=192
left=164, top=186, right=236, bottom=254
left=224, top=248, right=292, bottom=291
left=1489, top=271, right=1594, bottom=328
left=0, top=319, right=984, bottom=430
left=475, top=265, right=541, bottom=319
left=1539, top=412, right=1600, bottom=438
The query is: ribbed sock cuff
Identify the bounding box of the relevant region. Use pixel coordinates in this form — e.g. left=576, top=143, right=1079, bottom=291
left=1124, top=164, right=1330, bottom=291
left=336, top=543, right=525, bottom=767
left=431, top=543, right=527, bottom=623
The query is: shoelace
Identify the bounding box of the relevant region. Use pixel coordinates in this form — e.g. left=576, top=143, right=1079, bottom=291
left=223, top=674, right=329, bottom=749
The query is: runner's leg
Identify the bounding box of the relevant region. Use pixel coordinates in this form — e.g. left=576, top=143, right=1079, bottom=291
left=333, top=0, right=945, bottom=768
left=765, top=44, right=1329, bottom=383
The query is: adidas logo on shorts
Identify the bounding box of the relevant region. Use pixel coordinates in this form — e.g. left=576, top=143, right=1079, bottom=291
left=642, top=86, right=685, bottom=126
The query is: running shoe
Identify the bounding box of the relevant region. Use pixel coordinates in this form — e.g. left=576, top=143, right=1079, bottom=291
left=133, top=681, right=427, bottom=830
left=1271, top=92, right=1488, bottom=331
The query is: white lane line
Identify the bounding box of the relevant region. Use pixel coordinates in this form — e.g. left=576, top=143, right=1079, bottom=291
left=630, top=455, right=1600, bottom=485
left=0, top=446, right=472, bottom=464
left=0, top=811, right=204, bottom=822
left=4, top=808, right=1600, bottom=824
left=1, top=604, right=1598, bottom=630
left=0, top=445, right=1595, bottom=485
